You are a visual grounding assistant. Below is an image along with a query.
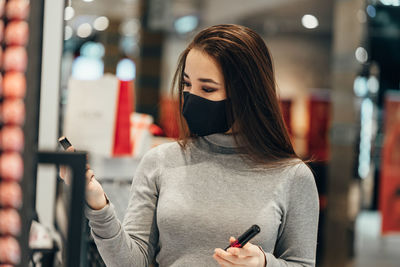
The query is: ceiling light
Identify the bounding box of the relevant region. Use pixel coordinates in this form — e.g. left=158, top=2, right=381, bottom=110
left=174, top=15, right=199, bottom=34
left=94, top=16, right=109, bottom=31
left=366, top=5, right=376, bottom=18
left=355, top=47, right=368, bottom=63
left=380, top=0, right=400, bottom=6
left=64, top=6, right=75, bottom=21
left=77, top=23, right=93, bottom=38
left=301, top=14, right=319, bottom=29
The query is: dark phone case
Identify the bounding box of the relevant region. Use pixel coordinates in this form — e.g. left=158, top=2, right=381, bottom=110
left=58, top=136, right=72, bottom=150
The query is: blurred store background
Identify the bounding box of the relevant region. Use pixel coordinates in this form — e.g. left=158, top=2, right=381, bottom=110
left=3, top=0, right=398, bottom=266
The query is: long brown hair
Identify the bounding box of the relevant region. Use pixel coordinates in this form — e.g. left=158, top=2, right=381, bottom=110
left=171, top=24, right=298, bottom=165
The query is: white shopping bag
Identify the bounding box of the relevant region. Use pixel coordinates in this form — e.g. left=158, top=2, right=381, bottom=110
left=63, top=74, right=119, bottom=156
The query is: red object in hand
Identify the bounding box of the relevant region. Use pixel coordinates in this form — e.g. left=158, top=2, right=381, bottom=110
left=0, top=209, right=21, bottom=235
left=5, top=20, right=29, bottom=46
left=0, top=182, right=22, bottom=208
left=3, top=46, right=27, bottom=72
left=0, top=152, right=24, bottom=181
left=1, top=99, right=25, bottom=125
left=3, top=71, right=26, bottom=98
left=6, top=0, right=29, bottom=20
left=0, top=126, right=24, bottom=152
left=0, top=236, right=21, bottom=265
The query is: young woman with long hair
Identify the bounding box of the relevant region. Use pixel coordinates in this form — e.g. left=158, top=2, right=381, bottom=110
left=61, top=24, right=319, bottom=267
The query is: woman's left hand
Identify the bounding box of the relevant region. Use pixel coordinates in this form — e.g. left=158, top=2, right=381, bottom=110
left=213, top=237, right=266, bottom=267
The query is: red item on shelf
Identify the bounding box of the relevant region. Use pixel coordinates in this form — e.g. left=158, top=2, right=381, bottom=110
left=380, top=93, right=400, bottom=235
left=0, top=47, right=3, bottom=69
left=0, top=126, right=24, bottom=152
left=0, top=0, right=4, bottom=18
left=0, top=237, right=21, bottom=265
left=0, top=20, right=4, bottom=43
left=3, top=46, right=27, bottom=72
left=113, top=80, right=133, bottom=156
left=0, top=152, right=23, bottom=181
left=1, top=99, right=25, bottom=125
left=306, top=92, right=331, bottom=161
left=0, top=182, right=22, bottom=208
left=279, top=99, right=293, bottom=136
left=149, top=123, right=165, bottom=136
left=6, top=0, right=29, bottom=20
left=5, top=20, right=28, bottom=46
left=3, top=71, right=26, bottom=98
left=0, top=209, right=21, bottom=235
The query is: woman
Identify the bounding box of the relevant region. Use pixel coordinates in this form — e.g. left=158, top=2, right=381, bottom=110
left=62, top=24, right=319, bottom=267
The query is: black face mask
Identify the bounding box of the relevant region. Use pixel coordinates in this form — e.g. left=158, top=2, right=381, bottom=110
left=182, top=91, right=232, bottom=136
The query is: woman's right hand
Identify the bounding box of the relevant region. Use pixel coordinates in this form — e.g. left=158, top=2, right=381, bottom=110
left=59, top=146, right=108, bottom=210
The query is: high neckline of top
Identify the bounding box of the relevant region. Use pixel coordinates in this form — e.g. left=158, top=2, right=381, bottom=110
left=202, top=133, right=238, bottom=148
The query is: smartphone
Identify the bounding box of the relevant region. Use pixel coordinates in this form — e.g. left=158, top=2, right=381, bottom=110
left=58, top=136, right=72, bottom=150
left=224, top=224, right=260, bottom=250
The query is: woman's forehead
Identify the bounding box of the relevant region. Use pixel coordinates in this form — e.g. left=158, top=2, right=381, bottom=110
left=184, top=49, right=224, bottom=82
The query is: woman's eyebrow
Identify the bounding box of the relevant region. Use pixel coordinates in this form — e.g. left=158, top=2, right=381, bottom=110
left=198, top=78, right=220, bottom=85
left=183, top=72, right=220, bottom=85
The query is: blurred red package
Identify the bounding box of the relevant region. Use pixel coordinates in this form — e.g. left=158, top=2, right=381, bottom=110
left=3, top=46, right=27, bottom=72
left=0, top=20, right=4, bottom=43
left=0, top=182, right=22, bottom=208
left=3, top=71, right=26, bottom=98
left=6, top=0, right=29, bottom=20
left=0, top=47, right=3, bottom=69
left=0, top=0, right=5, bottom=18
left=0, top=126, right=24, bottom=152
left=0, top=209, right=21, bottom=235
left=1, top=99, right=25, bottom=125
left=0, top=236, right=21, bottom=265
left=5, top=20, right=29, bottom=46
left=0, top=152, right=24, bottom=181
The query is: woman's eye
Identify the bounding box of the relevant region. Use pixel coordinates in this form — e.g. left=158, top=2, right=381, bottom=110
left=182, top=81, right=191, bottom=87
left=202, top=87, right=216, bottom=93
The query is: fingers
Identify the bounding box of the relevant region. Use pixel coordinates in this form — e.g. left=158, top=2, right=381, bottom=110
left=86, top=169, right=95, bottom=184
left=59, top=166, right=71, bottom=185
left=59, top=165, right=67, bottom=180
left=213, top=253, right=232, bottom=267
left=214, top=248, right=248, bottom=265
left=214, top=237, right=263, bottom=267
left=66, top=146, right=75, bottom=152
left=227, top=242, right=259, bottom=257
left=59, top=146, right=75, bottom=184
left=213, top=250, right=241, bottom=267
left=59, top=146, right=93, bottom=185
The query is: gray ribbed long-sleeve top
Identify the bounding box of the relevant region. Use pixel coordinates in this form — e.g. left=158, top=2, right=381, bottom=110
left=85, top=133, right=319, bottom=267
